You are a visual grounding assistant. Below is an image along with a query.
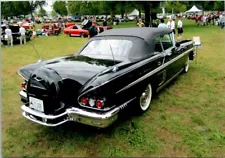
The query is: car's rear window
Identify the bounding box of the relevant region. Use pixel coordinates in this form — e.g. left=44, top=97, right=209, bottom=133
left=79, top=39, right=133, bottom=61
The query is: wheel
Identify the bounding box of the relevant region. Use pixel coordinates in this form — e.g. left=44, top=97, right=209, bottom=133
left=69, top=32, right=72, bottom=37
left=80, top=33, right=84, bottom=38
left=184, top=56, right=190, bottom=73
left=133, top=83, right=152, bottom=114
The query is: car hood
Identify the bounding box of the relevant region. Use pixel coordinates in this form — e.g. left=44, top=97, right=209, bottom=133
left=18, top=55, right=119, bottom=85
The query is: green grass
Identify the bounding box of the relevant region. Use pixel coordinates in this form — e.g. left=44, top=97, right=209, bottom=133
left=2, top=19, right=225, bottom=157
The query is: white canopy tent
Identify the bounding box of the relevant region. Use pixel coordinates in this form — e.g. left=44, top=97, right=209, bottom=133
left=186, top=5, right=202, bottom=13
left=128, top=9, right=139, bottom=16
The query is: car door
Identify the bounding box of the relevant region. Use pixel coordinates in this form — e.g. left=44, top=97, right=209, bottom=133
left=70, top=26, right=79, bottom=36
left=160, top=33, right=180, bottom=80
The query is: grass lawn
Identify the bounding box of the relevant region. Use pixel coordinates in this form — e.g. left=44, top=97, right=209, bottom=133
left=2, top=19, right=225, bottom=157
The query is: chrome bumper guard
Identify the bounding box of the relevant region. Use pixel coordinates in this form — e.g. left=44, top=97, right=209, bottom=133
left=20, top=90, right=135, bottom=128
left=19, top=90, right=27, bottom=101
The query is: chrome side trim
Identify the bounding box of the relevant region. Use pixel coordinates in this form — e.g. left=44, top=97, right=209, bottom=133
left=116, top=48, right=194, bottom=94
left=21, top=97, right=136, bottom=128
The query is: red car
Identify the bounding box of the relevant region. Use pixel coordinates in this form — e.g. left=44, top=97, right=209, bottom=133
left=42, top=23, right=60, bottom=35
left=63, top=24, right=89, bottom=37
left=65, top=22, right=75, bottom=28
left=96, top=23, right=113, bottom=33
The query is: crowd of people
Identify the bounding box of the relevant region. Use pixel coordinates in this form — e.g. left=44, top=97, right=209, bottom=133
left=194, top=12, right=225, bottom=28
left=136, top=16, right=184, bottom=40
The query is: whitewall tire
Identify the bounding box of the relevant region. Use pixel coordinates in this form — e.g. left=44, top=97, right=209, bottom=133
left=138, top=83, right=152, bottom=113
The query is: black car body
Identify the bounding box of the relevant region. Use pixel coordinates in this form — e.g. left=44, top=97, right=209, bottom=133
left=18, top=28, right=195, bottom=128
left=1, top=24, right=32, bottom=45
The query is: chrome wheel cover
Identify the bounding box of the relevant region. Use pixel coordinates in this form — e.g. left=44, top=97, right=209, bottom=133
left=139, top=84, right=152, bottom=111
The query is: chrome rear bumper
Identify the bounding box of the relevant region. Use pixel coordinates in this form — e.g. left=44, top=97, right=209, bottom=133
left=20, top=92, right=135, bottom=128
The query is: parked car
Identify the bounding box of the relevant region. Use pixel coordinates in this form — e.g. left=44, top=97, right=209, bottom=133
left=63, top=24, right=89, bottom=37
left=41, top=23, right=61, bottom=36
left=64, top=23, right=112, bottom=37
left=1, top=24, right=32, bottom=45
left=65, top=22, right=75, bottom=28
left=82, top=22, right=113, bottom=33
left=18, top=28, right=195, bottom=128
left=96, top=23, right=113, bottom=32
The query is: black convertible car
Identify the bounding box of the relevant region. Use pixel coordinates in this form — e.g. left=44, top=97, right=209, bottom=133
left=18, top=27, right=195, bottom=128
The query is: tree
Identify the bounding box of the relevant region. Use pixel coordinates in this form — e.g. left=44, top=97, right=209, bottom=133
left=214, top=1, right=225, bottom=11
left=53, top=1, right=68, bottom=16
left=28, top=1, right=46, bottom=18
left=51, top=10, right=58, bottom=17
left=38, top=7, right=47, bottom=17
left=165, top=1, right=187, bottom=13
left=1, top=1, right=31, bottom=17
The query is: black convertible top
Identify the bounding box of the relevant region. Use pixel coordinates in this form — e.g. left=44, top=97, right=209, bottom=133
left=86, top=27, right=173, bottom=61
left=96, top=27, right=172, bottom=45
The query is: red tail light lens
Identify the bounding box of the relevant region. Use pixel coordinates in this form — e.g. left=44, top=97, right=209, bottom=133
left=96, top=100, right=104, bottom=108
left=22, top=82, right=26, bottom=89
left=81, top=97, right=88, bottom=105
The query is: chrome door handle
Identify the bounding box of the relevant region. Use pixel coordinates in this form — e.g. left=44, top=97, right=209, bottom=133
left=157, top=61, right=161, bottom=66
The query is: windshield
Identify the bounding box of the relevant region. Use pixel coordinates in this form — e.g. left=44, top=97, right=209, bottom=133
left=79, top=39, right=133, bottom=61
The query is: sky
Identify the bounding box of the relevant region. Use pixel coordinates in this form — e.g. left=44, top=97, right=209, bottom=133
left=43, top=0, right=54, bottom=12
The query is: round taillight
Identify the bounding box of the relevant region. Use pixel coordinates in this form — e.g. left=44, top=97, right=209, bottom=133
left=96, top=100, right=104, bottom=108
left=22, top=82, right=26, bottom=89
left=81, top=97, right=88, bottom=105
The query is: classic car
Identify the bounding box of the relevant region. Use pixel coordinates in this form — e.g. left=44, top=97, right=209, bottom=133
left=18, top=28, right=195, bottom=128
left=63, top=24, right=89, bottom=37
left=82, top=22, right=113, bottom=33
left=64, top=23, right=112, bottom=37
left=1, top=24, right=32, bottom=45
left=41, top=23, right=61, bottom=36
left=65, top=22, right=76, bottom=28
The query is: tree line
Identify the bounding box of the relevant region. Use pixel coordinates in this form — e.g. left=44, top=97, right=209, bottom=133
left=1, top=1, right=224, bottom=25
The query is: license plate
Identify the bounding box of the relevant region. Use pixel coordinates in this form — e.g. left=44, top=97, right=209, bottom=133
left=29, top=97, right=44, bottom=112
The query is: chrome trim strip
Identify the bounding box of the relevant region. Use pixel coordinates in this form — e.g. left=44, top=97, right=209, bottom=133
left=21, top=97, right=136, bottom=128
left=17, top=70, right=28, bottom=81
left=116, top=48, right=194, bottom=94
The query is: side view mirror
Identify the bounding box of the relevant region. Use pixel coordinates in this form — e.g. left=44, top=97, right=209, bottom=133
left=175, top=43, right=180, bottom=47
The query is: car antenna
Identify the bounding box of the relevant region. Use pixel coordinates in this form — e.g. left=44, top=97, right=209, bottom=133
left=106, top=39, right=118, bottom=72
left=29, top=42, right=42, bottom=63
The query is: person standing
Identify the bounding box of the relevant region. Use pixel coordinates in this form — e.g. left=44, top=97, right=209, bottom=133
left=221, top=13, right=225, bottom=29
left=88, top=19, right=98, bottom=39
left=158, top=19, right=167, bottom=28
left=19, top=25, right=26, bottom=44
left=166, top=17, right=172, bottom=29
left=177, top=16, right=183, bottom=40
left=136, top=18, right=145, bottom=27
left=5, top=25, right=13, bottom=46
left=103, top=18, right=107, bottom=31
left=171, top=18, right=176, bottom=34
